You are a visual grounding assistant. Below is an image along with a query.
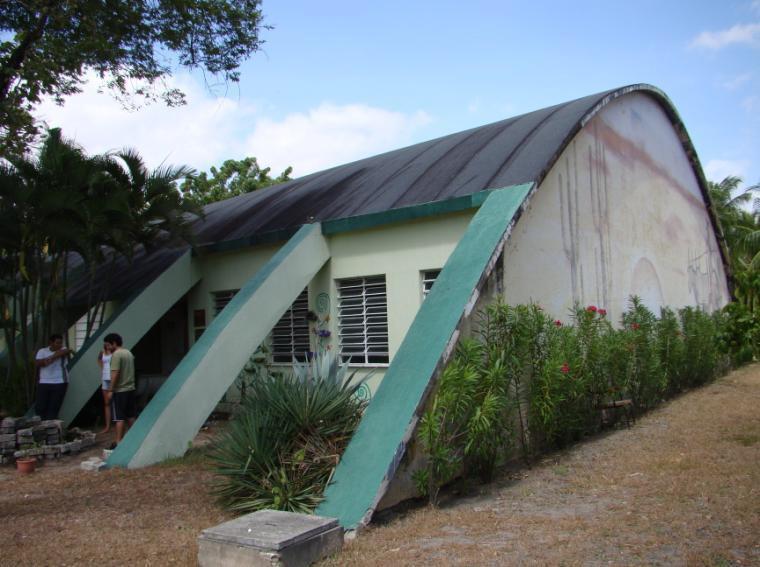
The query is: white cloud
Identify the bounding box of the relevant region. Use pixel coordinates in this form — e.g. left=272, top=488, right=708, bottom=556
left=690, top=22, right=760, bottom=49
left=467, top=98, right=481, bottom=114
left=742, top=94, right=760, bottom=112
left=721, top=71, right=753, bottom=90
left=36, top=72, right=257, bottom=173
left=242, top=104, right=432, bottom=176
left=35, top=73, right=432, bottom=178
left=704, top=159, right=750, bottom=182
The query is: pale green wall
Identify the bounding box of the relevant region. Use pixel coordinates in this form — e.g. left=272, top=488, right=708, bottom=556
left=65, top=302, right=117, bottom=349
left=187, top=244, right=281, bottom=343
left=313, top=211, right=473, bottom=393
left=185, top=211, right=474, bottom=398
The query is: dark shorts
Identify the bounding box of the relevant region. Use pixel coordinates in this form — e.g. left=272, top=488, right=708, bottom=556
left=111, top=390, right=137, bottom=422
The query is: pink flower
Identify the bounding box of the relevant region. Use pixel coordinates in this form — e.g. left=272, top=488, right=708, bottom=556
left=560, top=362, right=570, bottom=374
left=586, top=305, right=598, bottom=313
left=554, top=320, right=562, bottom=327
left=631, top=323, right=640, bottom=331
left=598, top=308, right=607, bottom=317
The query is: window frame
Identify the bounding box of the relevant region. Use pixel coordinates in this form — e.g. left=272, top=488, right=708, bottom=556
left=270, top=288, right=311, bottom=364
left=421, top=269, right=442, bottom=301
left=336, top=275, right=390, bottom=366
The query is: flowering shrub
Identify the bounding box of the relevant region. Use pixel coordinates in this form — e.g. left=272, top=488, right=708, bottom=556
left=415, top=297, right=741, bottom=504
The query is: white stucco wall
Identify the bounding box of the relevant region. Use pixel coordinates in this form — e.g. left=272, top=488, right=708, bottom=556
left=502, top=93, right=730, bottom=322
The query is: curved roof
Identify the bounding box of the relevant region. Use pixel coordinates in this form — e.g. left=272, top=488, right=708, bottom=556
left=194, top=84, right=696, bottom=245
left=69, top=84, right=726, bottom=304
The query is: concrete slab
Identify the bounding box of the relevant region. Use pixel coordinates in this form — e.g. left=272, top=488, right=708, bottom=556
left=198, top=510, right=343, bottom=566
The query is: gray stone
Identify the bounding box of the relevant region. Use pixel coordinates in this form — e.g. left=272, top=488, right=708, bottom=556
left=198, top=510, right=343, bottom=567
left=80, top=457, right=106, bottom=471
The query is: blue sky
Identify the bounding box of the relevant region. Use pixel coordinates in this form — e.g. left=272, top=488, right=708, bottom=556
left=38, top=0, right=760, bottom=192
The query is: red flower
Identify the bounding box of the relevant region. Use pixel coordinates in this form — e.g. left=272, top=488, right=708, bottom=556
left=554, top=320, right=562, bottom=327
left=586, top=305, right=598, bottom=313
left=560, top=362, right=570, bottom=374
left=631, top=322, right=640, bottom=330
left=598, top=308, right=607, bottom=317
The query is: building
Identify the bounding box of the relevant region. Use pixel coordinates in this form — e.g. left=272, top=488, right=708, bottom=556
left=59, top=84, right=730, bottom=528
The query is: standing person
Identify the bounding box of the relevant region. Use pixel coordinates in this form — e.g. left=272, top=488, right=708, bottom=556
left=35, top=334, right=71, bottom=420
left=97, top=341, right=114, bottom=434
left=103, top=333, right=136, bottom=447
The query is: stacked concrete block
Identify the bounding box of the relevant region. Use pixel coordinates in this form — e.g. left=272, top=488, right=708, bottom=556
left=0, top=433, right=16, bottom=464
left=41, top=420, right=63, bottom=445
left=16, top=428, right=34, bottom=450
left=1, top=415, right=97, bottom=464
left=0, top=417, right=18, bottom=434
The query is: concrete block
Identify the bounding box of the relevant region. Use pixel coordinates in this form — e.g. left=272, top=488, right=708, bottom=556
left=198, top=510, right=343, bottom=566
left=80, top=457, right=106, bottom=471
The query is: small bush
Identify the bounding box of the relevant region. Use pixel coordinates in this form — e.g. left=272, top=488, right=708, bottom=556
left=210, top=351, right=367, bottom=514
left=717, top=302, right=760, bottom=365
left=414, top=297, right=748, bottom=505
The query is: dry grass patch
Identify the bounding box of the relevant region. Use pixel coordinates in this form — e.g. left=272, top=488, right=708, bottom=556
left=327, top=364, right=760, bottom=566
left=1, top=365, right=758, bottom=565
left=0, top=439, right=232, bottom=565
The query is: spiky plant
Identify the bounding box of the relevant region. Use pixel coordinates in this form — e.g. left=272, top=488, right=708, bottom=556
left=210, top=350, right=367, bottom=514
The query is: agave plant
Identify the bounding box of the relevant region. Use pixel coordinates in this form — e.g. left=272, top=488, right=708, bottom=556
left=210, top=350, right=368, bottom=514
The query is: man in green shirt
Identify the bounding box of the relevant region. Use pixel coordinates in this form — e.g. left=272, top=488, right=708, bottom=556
left=103, top=333, right=136, bottom=446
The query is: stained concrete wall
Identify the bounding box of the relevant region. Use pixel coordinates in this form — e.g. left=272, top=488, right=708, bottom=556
left=502, top=93, right=729, bottom=321
left=377, top=93, right=731, bottom=514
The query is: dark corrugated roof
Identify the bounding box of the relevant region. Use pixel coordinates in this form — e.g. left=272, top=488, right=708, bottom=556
left=70, top=84, right=717, bottom=305
left=192, top=85, right=635, bottom=245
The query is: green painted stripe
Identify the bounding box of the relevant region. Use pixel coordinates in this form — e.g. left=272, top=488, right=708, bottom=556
left=108, top=223, right=320, bottom=468
left=321, top=190, right=492, bottom=235
left=193, top=191, right=492, bottom=256
left=316, top=183, right=533, bottom=528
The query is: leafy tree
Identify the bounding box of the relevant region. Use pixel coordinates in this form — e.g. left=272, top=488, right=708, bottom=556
left=708, top=176, right=760, bottom=311
left=0, top=1, right=269, bottom=154
left=0, top=128, right=198, bottom=411
left=180, top=156, right=292, bottom=206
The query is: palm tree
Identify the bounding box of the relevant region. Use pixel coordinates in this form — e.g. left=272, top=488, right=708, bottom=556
left=0, top=128, right=96, bottom=403
left=709, top=176, right=760, bottom=311
left=106, top=149, right=200, bottom=252
left=0, top=129, right=200, bottom=410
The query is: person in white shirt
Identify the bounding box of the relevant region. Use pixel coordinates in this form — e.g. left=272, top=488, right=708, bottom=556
left=97, top=341, right=114, bottom=434
left=34, top=334, right=71, bottom=419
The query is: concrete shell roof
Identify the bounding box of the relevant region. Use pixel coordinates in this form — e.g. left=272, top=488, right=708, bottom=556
left=193, top=84, right=697, bottom=246
left=70, top=84, right=718, bottom=304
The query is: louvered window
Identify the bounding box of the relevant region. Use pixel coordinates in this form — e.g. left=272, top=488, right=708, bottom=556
left=272, top=289, right=311, bottom=363
left=213, top=289, right=239, bottom=316
left=337, top=276, right=389, bottom=365
left=422, top=269, right=441, bottom=300
left=74, top=310, right=102, bottom=349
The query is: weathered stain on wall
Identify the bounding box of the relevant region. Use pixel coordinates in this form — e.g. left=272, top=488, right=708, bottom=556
left=503, top=92, right=729, bottom=320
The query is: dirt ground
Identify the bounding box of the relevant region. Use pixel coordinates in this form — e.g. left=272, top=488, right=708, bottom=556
left=0, top=425, right=232, bottom=566
left=330, top=363, right=760, bottom=566
left=1, top=364, right=758, bottom=566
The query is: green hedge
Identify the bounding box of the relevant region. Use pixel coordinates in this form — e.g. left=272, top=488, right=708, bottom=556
left=414, top=297, right=751, bottom=504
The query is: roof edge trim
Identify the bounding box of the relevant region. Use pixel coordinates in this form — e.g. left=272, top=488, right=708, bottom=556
left=321, top=189, right=492, bottom=235
left=195, top=190, right=495, bottom=255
